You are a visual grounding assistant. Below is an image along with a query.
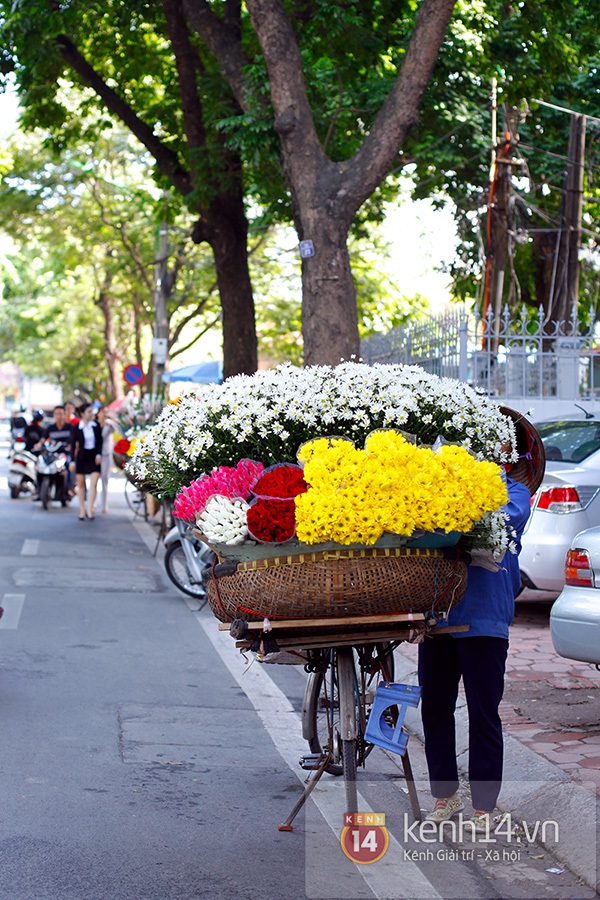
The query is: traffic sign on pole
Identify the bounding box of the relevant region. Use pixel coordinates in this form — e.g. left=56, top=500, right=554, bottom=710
left=123, top=364, right=145, bottom=386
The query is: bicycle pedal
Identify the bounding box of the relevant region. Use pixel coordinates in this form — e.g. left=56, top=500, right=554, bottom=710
left=299, top=753, right=325, bottom=770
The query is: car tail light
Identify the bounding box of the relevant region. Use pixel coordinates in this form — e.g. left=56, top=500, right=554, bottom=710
left=535, top=486, right=583, bottom=513
left=565, top=548, right=594, bottom=587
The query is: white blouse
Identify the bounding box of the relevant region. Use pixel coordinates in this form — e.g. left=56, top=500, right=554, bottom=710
left=80, top=421, right=97, bottom=450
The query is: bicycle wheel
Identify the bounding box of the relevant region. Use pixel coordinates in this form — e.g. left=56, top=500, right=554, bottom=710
left=337, top=647, right=359, bottom=813
left=164, top=541, right=207, bottom=600
left=124, top=479, right=146, bottom=518
left=303, top=655, right=343, bottom=776
left=303, top=643, right=396, bottom=806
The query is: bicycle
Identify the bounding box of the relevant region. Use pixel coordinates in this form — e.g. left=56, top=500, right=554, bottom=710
left=222, top=611, right=454, bottom=828
left=124, top=476, right=147, bottom=518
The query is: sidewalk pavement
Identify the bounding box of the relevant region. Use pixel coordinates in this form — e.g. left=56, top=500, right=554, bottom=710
left=394, top=620, right=600, bottom=894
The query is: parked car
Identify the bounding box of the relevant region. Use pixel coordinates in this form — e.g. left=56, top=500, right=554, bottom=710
left=519, top=413, right=600, bottom=593
left=550, top=526, right=600, bottom=665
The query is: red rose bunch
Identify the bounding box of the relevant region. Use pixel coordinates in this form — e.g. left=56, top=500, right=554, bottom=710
left=251, top=463, right=307, bottom=499
left=246, top=463, right=307, bottom=544
left=246, top=497, right=297, bottom=544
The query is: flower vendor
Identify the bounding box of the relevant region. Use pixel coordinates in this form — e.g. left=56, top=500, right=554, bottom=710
left=417, top=411, right=542, bottom=833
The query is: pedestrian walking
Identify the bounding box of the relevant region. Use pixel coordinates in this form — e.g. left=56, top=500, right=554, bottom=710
left=70, top=403, right=103, bottom=520
left=96, top=405, right=115, bottom=514
left=65, top=400, right=80, bottom=426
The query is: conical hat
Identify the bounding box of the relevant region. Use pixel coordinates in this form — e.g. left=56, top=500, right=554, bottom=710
left=500, top=406, right=546, bottom=495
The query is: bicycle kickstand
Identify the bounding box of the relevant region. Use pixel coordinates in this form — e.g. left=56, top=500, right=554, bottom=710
left=278, top=752, right=333, bottom=832
left=401, top=748, right=423, bottom=821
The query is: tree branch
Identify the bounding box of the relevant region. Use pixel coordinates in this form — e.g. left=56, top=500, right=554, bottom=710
left=244, top=0, right=457, bottom=223
left=55, top=34, right=194, bottom=197
left=345, top=0, right=457, bottom=207
left=244, top=0, right=329, bottom=184
left=181, top=0, right=250, bottom=110
left=161, top=0, right=207, bottom=158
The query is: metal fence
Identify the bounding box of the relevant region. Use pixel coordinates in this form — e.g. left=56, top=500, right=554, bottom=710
left=360, top=305, right=598, bottom=402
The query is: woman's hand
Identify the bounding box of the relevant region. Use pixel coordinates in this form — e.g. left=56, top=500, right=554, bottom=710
left=69, top=461, right=76, bottom=472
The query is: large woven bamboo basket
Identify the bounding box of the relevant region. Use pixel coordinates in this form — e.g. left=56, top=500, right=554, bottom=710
left=204, top=546, right=468, bottom=623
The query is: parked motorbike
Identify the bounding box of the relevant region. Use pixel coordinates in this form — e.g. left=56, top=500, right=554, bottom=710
left=8, top=446, right=38, bottom=498
left=36, top=441, right=69, bottom=509
left=164, top=518, right=215, bottom=600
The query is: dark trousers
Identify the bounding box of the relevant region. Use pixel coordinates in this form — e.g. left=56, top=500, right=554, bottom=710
left=417, top=634, right=508, bottom=812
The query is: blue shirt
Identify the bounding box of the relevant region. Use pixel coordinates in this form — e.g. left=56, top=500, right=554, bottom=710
left=447, top=477, right=531, bottom=640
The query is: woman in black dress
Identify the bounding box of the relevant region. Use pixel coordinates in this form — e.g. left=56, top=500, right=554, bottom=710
left=70, top=403, right=103, bottom=520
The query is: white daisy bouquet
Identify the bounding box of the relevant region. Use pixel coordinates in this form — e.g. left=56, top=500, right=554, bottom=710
left=126, top=362, right=516, bottom=554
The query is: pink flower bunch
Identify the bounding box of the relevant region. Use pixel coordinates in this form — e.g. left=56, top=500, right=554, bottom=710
left=173, top=459, right=264, bottom=523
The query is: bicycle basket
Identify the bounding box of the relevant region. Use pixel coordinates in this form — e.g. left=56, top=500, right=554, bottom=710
left=204, top=546, right=468, bottom=622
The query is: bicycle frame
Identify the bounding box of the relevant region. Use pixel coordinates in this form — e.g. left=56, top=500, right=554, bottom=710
left=172, top=518, right=210, bottom=585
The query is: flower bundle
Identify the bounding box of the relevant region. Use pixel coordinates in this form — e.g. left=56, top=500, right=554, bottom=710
left=114, top=438, right=131, bottom=456
left=178, top=462, right=308, bottom=545
left=126, top=362, right=517, bottom=497
left=196, top=495, right=250, bottom=546
left=247, top=498, right=297, bottom=543
left=247, top=463, right=307, bottom=543
left=126, top=362, right=519, bottom=554
left=173, top=459, right=263, bottom=523
left=295, top=432, right=507, bottom=545
left=116, top=394, right=164, bottom=439
left=251, top=463, right=307, bottom=499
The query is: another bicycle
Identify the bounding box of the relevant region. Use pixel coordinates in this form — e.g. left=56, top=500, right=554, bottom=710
left=124, top=477, right=147, bottom=518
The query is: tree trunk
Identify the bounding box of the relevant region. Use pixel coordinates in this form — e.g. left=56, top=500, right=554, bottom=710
left=244, top=0, right=457, bottom=366
left=194, top=189, right=258, bottom=378
left=298, top=213, right=359, bottom=365
left=96, top=285, right=125, bottom=400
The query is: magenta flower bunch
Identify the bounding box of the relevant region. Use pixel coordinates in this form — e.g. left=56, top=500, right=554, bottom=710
left=173, top=458, right=264, bottom=523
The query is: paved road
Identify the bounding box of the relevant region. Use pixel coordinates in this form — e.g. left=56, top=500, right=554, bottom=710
left=0, top=442, right=596, bottom=899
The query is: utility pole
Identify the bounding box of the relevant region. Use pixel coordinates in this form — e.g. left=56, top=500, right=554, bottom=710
left=484, top=97, right=519, bottom=350
left=552, top=113, right=586, bottom=323
left=151, top=223, right=169, bottom=397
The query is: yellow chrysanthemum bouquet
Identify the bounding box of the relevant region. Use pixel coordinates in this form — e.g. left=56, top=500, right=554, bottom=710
left=296, top=431, right=507, bottom=546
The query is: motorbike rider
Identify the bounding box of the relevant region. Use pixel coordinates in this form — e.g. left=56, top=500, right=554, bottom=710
left=10, top=404, right=27, bottom=435
left=43, top=405, right=73, bottom=447
left=9, top=404, right=27, bottom=453
left=41, top=405, right=75, bottom=499
left=24, top=410, right=45, bottom=453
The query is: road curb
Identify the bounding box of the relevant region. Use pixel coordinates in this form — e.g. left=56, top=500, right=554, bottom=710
left=393, top=652, right=600, bottom=892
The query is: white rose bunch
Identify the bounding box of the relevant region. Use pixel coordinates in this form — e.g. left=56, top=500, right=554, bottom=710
left=196, top=494, right=249, bottom=545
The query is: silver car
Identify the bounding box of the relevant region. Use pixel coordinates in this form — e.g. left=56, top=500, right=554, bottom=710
left=519, top=415, right=600, bottom=593
left=550, top=526, right=600, bottom=665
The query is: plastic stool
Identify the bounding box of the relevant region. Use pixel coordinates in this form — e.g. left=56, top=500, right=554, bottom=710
left=364, top=682, right=422, bottom=756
